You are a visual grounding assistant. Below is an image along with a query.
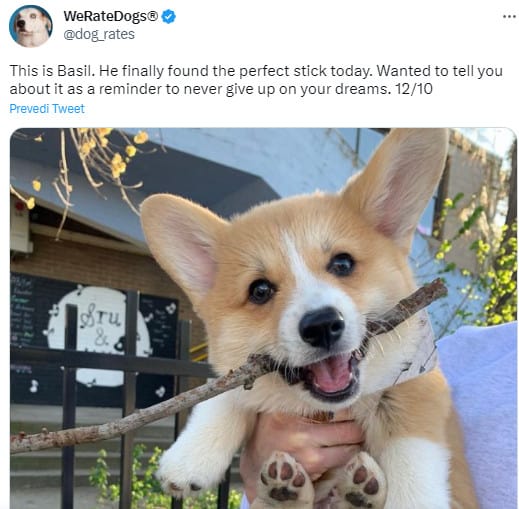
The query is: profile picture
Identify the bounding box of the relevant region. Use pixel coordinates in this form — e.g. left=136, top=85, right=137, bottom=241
left=10, top=5, right=52, bottom=47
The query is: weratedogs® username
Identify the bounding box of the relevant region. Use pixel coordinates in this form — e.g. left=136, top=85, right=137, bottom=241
left=63, top=10, right=154, bottom=24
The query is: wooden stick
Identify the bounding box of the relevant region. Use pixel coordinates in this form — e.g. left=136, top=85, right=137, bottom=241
left=10, top=355, right=273, bottom=455
left=366, top=278, right=447, bottom=336
left=10, top=279, right=446, bottom=455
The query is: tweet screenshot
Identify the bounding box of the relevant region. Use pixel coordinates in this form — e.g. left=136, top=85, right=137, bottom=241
left=4, top=1, right=517, bottom=509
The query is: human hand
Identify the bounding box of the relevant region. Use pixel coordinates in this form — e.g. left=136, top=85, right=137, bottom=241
left=239, top=410, right=364, bottom=503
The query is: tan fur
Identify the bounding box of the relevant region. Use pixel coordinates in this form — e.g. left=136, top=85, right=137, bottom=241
left=141, top=129, right=478, bottom=508
left=200, top=194, right=415, bottom=374
left=447, top=410, right=480, bottom=509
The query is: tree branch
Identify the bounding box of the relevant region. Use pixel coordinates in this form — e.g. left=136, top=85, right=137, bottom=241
left=365, top=278, right=447, bottom=336
left=11, top=355, right=274, bottom=455
left=10, top=279, right=446, bottom=455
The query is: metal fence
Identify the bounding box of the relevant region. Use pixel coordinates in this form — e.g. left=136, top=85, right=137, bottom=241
left=10, top=290, right=232, bottom=509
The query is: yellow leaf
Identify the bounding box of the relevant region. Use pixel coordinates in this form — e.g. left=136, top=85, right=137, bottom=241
left=32, top=179, right=41, bottom=192
left=26, top=197, right=35, bottom=210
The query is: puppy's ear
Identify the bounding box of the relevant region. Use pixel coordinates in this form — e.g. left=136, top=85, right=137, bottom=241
left=341, top=128, right=448, bottom=252
left=141, top=194, right=228, bottom=307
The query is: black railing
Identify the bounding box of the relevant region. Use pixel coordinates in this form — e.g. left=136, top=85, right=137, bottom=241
left=10, top=290, right=232, bottom=509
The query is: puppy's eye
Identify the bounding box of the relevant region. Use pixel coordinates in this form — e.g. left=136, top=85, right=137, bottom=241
left=30, top=13, right=37, bottom=18
left=327, top=253, right=355, bottom=277
left=248, top=279, right=276, bottom=305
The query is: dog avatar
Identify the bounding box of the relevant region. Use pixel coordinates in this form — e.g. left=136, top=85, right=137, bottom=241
left=14, top=7, right=52, bottom=47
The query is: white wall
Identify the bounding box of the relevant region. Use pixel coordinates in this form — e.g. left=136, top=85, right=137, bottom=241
left=142, top=128, right=384, bottom=197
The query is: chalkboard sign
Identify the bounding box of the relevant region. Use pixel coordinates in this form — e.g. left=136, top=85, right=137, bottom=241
left=11, top=272, right=178, bottom=408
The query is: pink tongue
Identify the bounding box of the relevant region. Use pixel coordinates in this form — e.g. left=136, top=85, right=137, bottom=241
left=308, top=355, right=352, bottom=393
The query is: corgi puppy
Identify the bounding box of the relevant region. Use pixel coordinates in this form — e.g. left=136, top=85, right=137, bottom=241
left=141, top=129, right=478, bottom=509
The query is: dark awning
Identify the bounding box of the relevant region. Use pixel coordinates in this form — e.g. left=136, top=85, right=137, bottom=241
left=10, top=128, right=280, bottom=249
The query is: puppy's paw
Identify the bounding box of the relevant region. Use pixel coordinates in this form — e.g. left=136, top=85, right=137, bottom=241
left=337, top=452, right=387, bottom=509
left=155, top=443, right=219, bottom=498
left=255, top=451, right=314, bottom=508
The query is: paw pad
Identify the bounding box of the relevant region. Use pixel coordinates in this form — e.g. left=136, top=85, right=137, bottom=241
left=168, top=481, right=181, bottom=492
left=280, top=461, right=294, bottom=481
left=270, top=487, right=298, bottom=501
left=353, top=465, right=368, bottom=484
left=257, top=451, right=312, bottom=505
left=293, top=471, right=306, bottom=487
left=265, top=459, right=301, bottom=501
left=340, top=452, right=387, bottom=509
left=364, top=477, right=379, bottom=495
left=345, top=491, right=372, bottom=508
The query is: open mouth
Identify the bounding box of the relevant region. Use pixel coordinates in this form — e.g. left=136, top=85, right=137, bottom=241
left=276, top=350, right=362, bottom=403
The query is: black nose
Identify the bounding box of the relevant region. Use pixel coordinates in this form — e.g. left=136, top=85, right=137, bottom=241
left=17, top=19, right=25, bottom=28
left=299, top=307, right=345, bottom=350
